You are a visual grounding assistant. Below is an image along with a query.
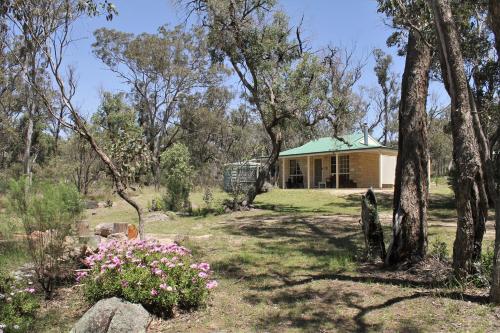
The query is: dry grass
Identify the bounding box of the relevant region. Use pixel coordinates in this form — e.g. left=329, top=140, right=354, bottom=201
left=9, top=183, right=500, bottom=332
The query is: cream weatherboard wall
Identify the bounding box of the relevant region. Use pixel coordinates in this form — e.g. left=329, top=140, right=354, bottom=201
left=279, top=150, right=398, bottom=189
left=380, top=154, right=397, bottom=187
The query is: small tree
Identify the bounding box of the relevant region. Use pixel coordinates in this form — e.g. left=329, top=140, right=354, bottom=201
left=8, top=178, right=83, bottom=299
left=160, top=143, right=193, bottom=211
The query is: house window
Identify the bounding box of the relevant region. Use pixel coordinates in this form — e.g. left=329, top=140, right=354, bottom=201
left=288, top=159, right=304, bottom=188
left=289, top=160, right=302, bottom=176
left=331, top=156, right=337, bottom=176
left=339, top=155, right=349, bottom=174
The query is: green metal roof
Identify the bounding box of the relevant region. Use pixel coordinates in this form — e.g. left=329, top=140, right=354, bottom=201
left=279, top=133, right=386, bottom=157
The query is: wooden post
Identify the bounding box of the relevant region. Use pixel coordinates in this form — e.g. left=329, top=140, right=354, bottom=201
left=282, top=158, right=285, bottom=189
left=307, top=156, right=311, bottom=189
left=335, top=153, right=339, bottom=189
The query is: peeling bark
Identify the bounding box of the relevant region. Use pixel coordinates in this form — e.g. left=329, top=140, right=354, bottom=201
left=431, top=0, right=487, bottom=279
left=488, top=0, right=500, bottom=304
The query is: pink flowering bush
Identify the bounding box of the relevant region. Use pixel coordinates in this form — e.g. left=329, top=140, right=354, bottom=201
left=0, top=271, right=39, bottom=333
left=79, top=239, right=217, bottom=316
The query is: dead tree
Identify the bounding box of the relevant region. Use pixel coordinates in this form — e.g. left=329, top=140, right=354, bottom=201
left=361, top=189, right=386, bottom=261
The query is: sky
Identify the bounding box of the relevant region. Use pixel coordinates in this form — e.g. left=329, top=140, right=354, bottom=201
left=68, top=0, right=449, bottom=120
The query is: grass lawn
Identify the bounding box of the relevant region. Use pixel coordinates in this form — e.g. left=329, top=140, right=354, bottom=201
left=4, top=184, right=500, bottom=332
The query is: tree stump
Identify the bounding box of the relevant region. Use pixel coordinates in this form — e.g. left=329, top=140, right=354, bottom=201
left=361, top=189, right=386, bottom=261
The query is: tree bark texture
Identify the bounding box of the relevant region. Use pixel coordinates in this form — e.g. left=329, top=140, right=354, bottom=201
left=431, top=0, right=487, bottom=279
left=361, top=189, right=386, bottom=261
left=247, top=127, right=282, bottom=204
left=490, top=0, right=500, bottom=57
left=386, top=30, right=431, bottom=266
left=488, top=0, right=500, bottom=304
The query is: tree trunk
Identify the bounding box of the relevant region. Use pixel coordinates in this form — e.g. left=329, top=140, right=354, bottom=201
left=246, top=128, right=281, bottom=204
left=23, top=115, right=33, bottom=180
left=386, top=30, right=431, bottom=266
left=488, top=0, right=500, bottom=303
left=431, top=0, right=487, bottom=279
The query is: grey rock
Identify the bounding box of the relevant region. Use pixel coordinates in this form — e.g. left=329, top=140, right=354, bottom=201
left=70, top=297, right=152, bottom=333
left=143, top=212, right=169, bottom=224
left=94, top=223, right=114, bottom=237
left=78, top=235, right=103, bottom=251
left=107, top=233, right=127, bottom=241
left=85, top=200, right=99, bottom=209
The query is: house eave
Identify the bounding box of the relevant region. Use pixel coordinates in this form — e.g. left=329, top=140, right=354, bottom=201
left=279, top=146, right=398, bottom=158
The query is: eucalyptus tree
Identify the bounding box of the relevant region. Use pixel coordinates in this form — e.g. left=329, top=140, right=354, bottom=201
left=3, top=0, right=152, bottom=239
left=370, top=48, right=400, bottom=146
left=321, top=46, right=366, bottom=135
left=92, top=25, right=226, bottom=187
left=430, top=0, right=498, bottom=280
left=377, top=0, right=433, bottom=266
left=178, top=86, right=233, bottom=175
left=487, top=0, right=500, bottom=304
left=186, top=0, right=348, bottom=203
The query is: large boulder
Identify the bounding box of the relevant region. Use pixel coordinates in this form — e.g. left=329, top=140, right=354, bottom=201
left=70, top=297, right=152, bottom=333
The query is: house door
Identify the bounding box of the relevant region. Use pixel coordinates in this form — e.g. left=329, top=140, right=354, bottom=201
left=314, top=159, right=322, bottom=187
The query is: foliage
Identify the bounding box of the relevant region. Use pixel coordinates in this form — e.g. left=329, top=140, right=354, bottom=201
left=80, top=239, right=217, bottom=317
left=370, top=48, right=400, bottom=146
left=470, top=246, right=495, bottom=288
left=0, top=271, right=39, bottom=333
left=147, top=197, right=165, bottom=212
left=202, top=187, right=214, bottom=210
left=160, top=143, right=193, bottom=211
left=7, top=178, right=83, bottom=298
left=92, top=24, right=226, bottom=185
left=429, top=236, right=449, bottom=262
left=92, top=92, right=150, bottom=186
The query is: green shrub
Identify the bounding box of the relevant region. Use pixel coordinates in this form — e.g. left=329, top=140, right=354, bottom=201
left=80, top=239, right=217, bottom=317
left=429, top=237, right=449, bottom=261
left=160, top=144, right=193, bottom=212
left=0, top=271, right=39, bottom=333
left=7, top=178, right=84, bottom=299
left=471, top=246, right=494, bottom=288
left=148, top=197, right=165, bottom=212
left=202, top=188, right=214, bottom=210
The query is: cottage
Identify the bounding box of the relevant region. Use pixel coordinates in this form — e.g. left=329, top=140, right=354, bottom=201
left=278, top=130, right=398, bottom=189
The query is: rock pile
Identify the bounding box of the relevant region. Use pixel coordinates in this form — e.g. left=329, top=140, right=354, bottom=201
left=94, top=223, right=138, bottom=241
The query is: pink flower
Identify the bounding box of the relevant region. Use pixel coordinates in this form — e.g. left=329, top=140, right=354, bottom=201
left=159, top=283, right=173, bottom=291
left=75, top=271, right=88, bottom=282
left=24, top=287, right=35, bottom=293
left=206, top=280, right=218, bottom=289
left=151, top=288, right=158, bottom=296
left=198, top=263, right=210, bottom=272
left=153, top=268, right=163, bottom=276
left=121, top=280, right=129, bottom=288
left=198, top=272, right=208, bottom=278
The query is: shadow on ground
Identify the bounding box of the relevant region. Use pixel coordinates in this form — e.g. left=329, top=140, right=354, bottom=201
left=205, top=213, right=488, bottom=332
